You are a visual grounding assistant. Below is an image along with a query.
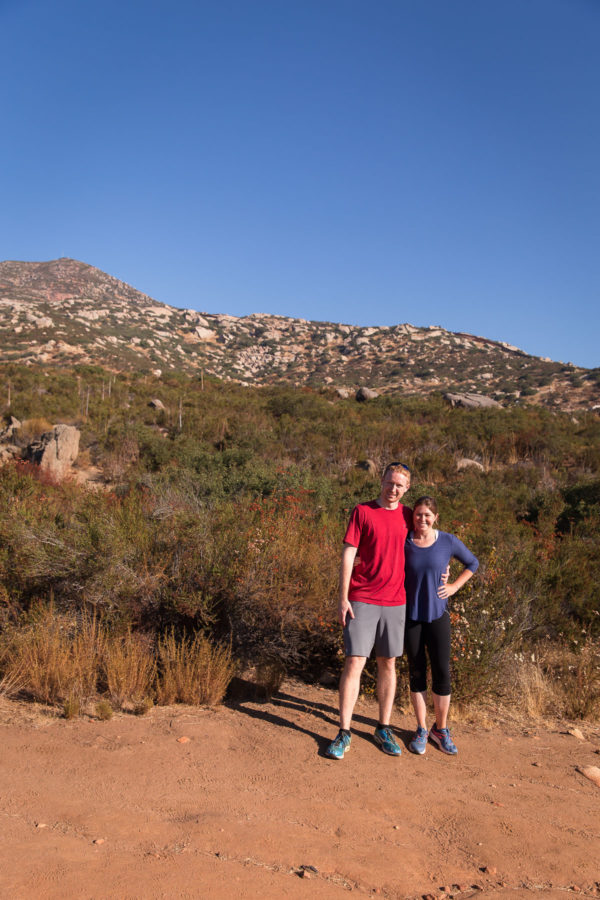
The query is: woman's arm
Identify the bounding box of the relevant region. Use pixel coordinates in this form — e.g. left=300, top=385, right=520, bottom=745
left=437, top=535, right=478, bottom=600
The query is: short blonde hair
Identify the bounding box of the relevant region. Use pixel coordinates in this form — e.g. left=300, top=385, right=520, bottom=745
left=382, top=461, right=411, bottom=484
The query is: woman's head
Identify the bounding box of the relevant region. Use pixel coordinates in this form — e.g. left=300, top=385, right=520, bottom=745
left=413, top=496, right=438, bottom=515
left=412, top=496, right=439, bottom=530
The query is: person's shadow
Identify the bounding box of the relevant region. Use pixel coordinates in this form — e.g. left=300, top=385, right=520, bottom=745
left=227, top=683, right=412, bottom=757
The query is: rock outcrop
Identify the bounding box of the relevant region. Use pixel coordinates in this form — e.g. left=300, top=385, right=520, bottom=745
left=356, top=387, right=379, bottom=402
left=25, top=424, right=80, bottom=480
left=0, top=258, right=596, bottom=411
left=444, top=392, right=502, bottom=410
left=0, top=416, right=21, bottom=443
left=357, top=458, right=378, bottom=476
left=456, top=457, right=485, bottom=472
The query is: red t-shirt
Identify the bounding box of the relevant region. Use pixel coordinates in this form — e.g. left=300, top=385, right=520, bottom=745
left=343, top=500, right=412, bottom=606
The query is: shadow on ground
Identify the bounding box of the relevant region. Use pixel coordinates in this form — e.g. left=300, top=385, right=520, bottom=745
left=228, top=683, right=415, bottom=756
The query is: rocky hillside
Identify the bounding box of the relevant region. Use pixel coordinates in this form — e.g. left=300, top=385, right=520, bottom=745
left=0, top=258, right=598, bottom=409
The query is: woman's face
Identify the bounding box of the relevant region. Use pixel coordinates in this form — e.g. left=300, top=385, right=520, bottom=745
left=413, top=504, right=438, bottom=532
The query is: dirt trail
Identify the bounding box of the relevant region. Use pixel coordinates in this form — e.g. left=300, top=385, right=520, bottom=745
left=1, top=681, right=599, bottom=899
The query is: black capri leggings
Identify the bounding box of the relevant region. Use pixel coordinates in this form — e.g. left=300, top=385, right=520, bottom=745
left=404, top=610, right=452, bottom=696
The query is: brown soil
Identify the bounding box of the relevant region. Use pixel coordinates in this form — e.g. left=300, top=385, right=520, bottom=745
left=1, top=681, right=599, bottom=900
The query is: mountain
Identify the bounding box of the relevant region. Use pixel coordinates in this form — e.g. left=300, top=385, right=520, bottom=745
left=0, top=258, right=598, bottom=410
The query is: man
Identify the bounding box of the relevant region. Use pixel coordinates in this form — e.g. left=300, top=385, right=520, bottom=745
left=326, top=462, right=412, bottom=760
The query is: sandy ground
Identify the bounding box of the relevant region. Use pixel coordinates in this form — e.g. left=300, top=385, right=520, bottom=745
left=1, top=680, right=599, bottom=900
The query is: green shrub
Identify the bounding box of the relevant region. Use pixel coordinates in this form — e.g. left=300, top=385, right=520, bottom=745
left=0, top=363, right=599, bottom=718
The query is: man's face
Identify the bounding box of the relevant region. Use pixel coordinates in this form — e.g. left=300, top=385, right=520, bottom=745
left=379, top=470, right=410, bottom=507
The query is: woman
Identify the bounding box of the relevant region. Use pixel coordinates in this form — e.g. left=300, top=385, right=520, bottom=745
left=404, top=496, right=478, bottom=755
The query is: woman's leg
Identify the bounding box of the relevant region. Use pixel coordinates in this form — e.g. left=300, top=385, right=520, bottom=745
left=432, top=692, right=451, bottom=730
left=410, top=690, right=428, bottom=729
left=404, top=619, right=428, bottom=729
left=426, top=611, right=452, bottom=728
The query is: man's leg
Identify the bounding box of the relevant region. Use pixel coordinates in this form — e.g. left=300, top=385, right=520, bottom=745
left=326, top=602, right=375, bottom=759
left=372, top=656, right=402, bottom=756
left=375, top=656, right=396, bottom=725
left=339, top=655, right=367, bottom=729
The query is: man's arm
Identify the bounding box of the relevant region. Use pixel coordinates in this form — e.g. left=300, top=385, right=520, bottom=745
left=338, top=543, right=358, bottom=626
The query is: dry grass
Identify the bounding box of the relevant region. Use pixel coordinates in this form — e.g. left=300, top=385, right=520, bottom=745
left=95, top=699, right=113, bottom=720
left=16, top=417, right=54, bottom=444
left=3, top=608, right=103, bottom=705
left=254, top=659, right=286, bottom=700
left=1, top=609, right=234, bottom=713
left=515, top=659, right=558, bottom=720
left=0, top=667, right=25, bottom=699
left=63, top=695, right=81, bottom=719
left=156, top=630, right=234, bottom=706
left=549, top=641, right=600, bottom=721
left=103, top=630, right=156, bottom=709
left=502, top=641, right=600, bottom=723
left=425, top=641, right=600, bottom=730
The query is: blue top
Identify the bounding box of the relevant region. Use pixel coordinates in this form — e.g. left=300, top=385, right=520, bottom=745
left=404, top=531, right=479, bottom=623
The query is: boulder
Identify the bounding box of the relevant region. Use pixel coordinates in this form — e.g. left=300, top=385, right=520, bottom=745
left=356, top=387, right=379, bottom=402
left=25, top=424, right=80, bottom=480
left=357, top=458, right=378, bottom=476
left=335, top=387, right=350, bottom=399
left=148, top=398, right=166, bottom=410
left=444, top=392, right=501, bottom=410
left=194, top=326, right=216, bottom=341
left=0, top=444, right=20, bottom=466
left=0, top=416, right=22, bottom=442
left=456, top=458, right=485, bottom=472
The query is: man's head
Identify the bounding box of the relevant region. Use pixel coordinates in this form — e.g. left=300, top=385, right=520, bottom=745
left=379, top=461, right=411, bottom=509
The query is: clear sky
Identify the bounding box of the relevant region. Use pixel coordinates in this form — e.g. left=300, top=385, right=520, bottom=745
left=1, top=0, right=598, bottom=368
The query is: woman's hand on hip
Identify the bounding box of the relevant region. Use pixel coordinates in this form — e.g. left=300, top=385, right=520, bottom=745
left=437, top=582, right=458, bottom=600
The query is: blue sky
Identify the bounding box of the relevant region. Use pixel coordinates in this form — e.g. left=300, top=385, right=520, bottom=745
left=1, top=0, right=599, bottom=367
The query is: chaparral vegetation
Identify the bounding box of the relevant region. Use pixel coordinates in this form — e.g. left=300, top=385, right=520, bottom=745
left=0, top=363, right=598, bottom=721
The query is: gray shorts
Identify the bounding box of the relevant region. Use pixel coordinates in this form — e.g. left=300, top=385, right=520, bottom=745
left=343, top=601, right=406, bottom=658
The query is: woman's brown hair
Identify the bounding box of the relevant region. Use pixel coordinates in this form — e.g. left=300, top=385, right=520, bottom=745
left=413, top=496, right=438, bottom=515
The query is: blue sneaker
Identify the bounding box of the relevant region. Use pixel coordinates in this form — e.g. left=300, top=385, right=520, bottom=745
left=373, top=725, right=402, bottom=756
left=326, top=730, right=351, bottom=759
left=430, top=724, right=458, bottom=755
left=408, top=726, right=428, bottom=755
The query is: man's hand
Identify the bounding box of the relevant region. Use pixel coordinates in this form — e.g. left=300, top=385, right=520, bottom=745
left=337, top=597, right=355, bottom=627
left=338, top=544, right=358, bottom=626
